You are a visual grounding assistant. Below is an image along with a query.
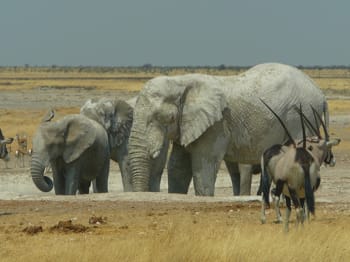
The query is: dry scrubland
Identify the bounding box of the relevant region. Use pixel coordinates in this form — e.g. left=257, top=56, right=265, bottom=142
left=0, top=66, right=350, bottom=143
left=0, top=67, right=350, bottom=141
left=1, top=66, right=350, bottom=261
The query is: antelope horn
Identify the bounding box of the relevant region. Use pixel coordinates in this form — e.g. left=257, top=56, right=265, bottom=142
left=293, top=105, right=321, bottom=138
left=310, top=105, right=329, bottom=141
left=299, top=104, right=306, bottom=149
left=260, top=99, right=295, bottom=147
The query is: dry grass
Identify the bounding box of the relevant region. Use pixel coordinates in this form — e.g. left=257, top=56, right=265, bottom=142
left=0, top=78, right=144, bottom=91
left=2, top=67, right=349, bottom=92
left=0, top=202, right=350, bottom=261
left=3, top=228, right=346, bottom=262
left=328, top=100, right=350, bottom=114
left=0, top=108, right=79, bottom=135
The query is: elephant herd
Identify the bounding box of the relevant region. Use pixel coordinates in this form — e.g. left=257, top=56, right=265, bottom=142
left=29, top=63, right=340, bottom=200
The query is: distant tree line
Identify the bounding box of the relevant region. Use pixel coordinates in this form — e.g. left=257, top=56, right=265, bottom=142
left=1, top=64, right=350, bottom=74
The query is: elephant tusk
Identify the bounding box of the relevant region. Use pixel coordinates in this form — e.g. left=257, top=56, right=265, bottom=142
left=151, top=150, right=160, bottom=159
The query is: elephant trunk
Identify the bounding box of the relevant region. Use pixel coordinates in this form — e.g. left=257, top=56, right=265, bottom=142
left=30, top=153, right=53, bottom=192
left=129, top=127, right=151, bottom=191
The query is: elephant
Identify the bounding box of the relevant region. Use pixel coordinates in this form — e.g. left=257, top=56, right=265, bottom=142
left=31, top=113, right=110, bottom=195
left=80, top=97, right=133, bottom=191
left=80, top=96, right=169, bottom=192
left=128, top=63, right=328, bottom=196
left=233, top=163, right=261, bottom=195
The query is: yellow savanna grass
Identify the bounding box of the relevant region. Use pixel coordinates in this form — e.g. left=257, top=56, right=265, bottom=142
left=1, top=67, right=349, bottom=91
left=0, top=67, right=349, bottom=155
left=2, top=215, right=349, bottom=262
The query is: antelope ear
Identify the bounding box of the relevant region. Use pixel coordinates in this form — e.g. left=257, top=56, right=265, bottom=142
left=326, top=138, right=341, bottom=147
left=180, top=84, right=227, bottom=147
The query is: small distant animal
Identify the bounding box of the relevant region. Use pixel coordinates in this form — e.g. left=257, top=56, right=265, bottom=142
left=15, top=133, right=32, bottom=168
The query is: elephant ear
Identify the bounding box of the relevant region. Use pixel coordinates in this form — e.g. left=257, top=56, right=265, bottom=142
left=180, top=84, right=227, bottom=147
left=63, top=116, right=97, bottom=163
left=114, top=100, right=133, bottom=146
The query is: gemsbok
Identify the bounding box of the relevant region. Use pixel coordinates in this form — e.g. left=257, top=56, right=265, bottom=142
left=259, top=100, right=340, bottom=231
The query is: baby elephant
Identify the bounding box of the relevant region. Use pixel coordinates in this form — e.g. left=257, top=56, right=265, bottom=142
left=31, top=112, right=110, bottom=195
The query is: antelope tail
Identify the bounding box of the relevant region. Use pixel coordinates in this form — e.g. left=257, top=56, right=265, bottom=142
left=261, top=155, right=270, bottom=207
left=304, top=168, right=315, bottom=215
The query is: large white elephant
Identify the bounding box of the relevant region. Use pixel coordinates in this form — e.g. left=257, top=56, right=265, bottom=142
left=128, top=63, right=328, bottom=196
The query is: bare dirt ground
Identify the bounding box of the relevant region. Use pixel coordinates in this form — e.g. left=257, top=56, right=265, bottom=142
left=1, top=78, right=350, bottom=261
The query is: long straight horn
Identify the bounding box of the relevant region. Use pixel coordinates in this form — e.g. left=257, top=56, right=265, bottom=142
left=293, top=105, right=321, bottom=138
left=260, top=99, right=295, bottom=147
left=311, top=105, right=329, bottom=141
left=312, top=106, right=319, bottom=132
left=299, top=104, right=306, bottom=149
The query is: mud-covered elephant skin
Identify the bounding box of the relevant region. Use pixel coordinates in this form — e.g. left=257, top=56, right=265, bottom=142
left=30, top=114, right=110, bottom=195
left=128, top=63, right=328, bottom=196
left=81, top=97, right=168, bottom=192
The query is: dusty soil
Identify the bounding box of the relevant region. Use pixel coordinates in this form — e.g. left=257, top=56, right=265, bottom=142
left=0, top=79, right=350, bottom=260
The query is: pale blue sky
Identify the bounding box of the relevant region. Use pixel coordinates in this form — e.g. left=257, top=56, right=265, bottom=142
left=0, top=0, right=349, bottom=66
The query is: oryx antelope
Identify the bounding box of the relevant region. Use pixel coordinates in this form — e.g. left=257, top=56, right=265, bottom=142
left=259, top=100, right=340, bottom=231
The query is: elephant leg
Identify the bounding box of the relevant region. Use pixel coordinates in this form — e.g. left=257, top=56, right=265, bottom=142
left=225, top=161, right=240, bottom=196
left=191, top=154, right=222, bottom=196
left=167, top=143, right=192, bottom=194
left=118, top=160, right=132, bottom=192
left=113, top=142, right=133, bottom=192
left=64, top=167, right=80, bottom=195
left=149, top=173, right=162, bottom=192
left=239, top=164, right=253, bottom=195
left=116, top=151, right=133, bottom=192
left=190, top=122, right=229, bottom=196
left=52, top=164, right=65, bottom=195
left=79, top=180, right=91, bottom=194
left=94, top=158, right=110, bottom=193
